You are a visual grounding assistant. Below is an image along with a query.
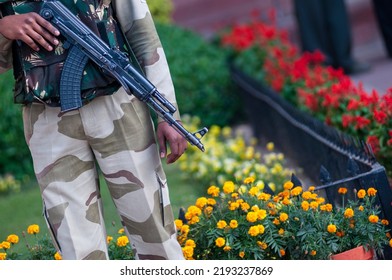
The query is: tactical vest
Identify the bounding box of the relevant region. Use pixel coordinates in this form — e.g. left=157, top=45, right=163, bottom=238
left=0, top=0, right=129, bottom=106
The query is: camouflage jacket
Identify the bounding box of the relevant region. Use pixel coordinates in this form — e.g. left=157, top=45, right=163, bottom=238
left=0, top=0, right=180, bottom=121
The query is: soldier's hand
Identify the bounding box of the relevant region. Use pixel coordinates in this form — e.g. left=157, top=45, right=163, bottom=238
left=0, top=12, right=59, bottom=51
left=156, top=121, right=188, bottom=164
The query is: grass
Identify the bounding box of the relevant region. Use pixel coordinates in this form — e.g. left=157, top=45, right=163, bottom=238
left=0, top=162, right=202, bottom=245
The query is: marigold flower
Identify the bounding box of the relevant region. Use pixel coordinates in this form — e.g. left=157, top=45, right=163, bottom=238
left=258, top=192, right=271, bottom=201
left=185, top=239, right=196, bottom=248
left=244, top=176, right=255, bottom=184
left=223, top=181, right=235, bottom=194
left=217, top=220, right=227, bottom=229
left=344, top=208, right=354, bottom=218
left=369, top=215, right=379, bottom=223
left=116, top=236, right=129, bottom=247
left=310, top=250, right=317, bottom=256
left=118, top=228, right=125, bottom=234
left=175, top=219, right=183, bottom=230
left=248, top=225, right=260, bottom=236
left=309, top=201, right=319, bottom=210
left=0, top=241, right=10, bottom=250
left=195, top=197, right=208, bottom=208
left=390, top=239, right=392, bottom=248
left=367, top=187, right=377, bottom=196
left=266, top=142, right=274, bottom=151
left=283, top=181, right=294, bottom=190
left=239, top=251, right=245, bottom=258
left=338, top=187, right=347, bottom=195
left=357, top=189, right=366, bottom=199
left=257, top=209, right=267, bottom=220
left=223, top=245, right=231, bottom=252
left=327, top=224, right=337, bottom=233
left=382, top=219, right=389, bottom=226
left=207, top=198, right=216, bottom=206
left=308, top=186, right=315, bottom=192
left=6, top=234, right=19, bottom=244
left=27, top=224, right=40, bottom=235
left=107, top=235, right=113, bottom=244
left=228, top=202, right=240, bottom=211
left=280, top=249, right=286, bottom=256
left=54, top=252, right=62, bottom=260
left=241, top=202, right=250, bottom=211
left=302, top=191, right=312, bottom=200
left=182, top=246, right=194, bottom=259
left=279, top=212, right=288, bottom=222
left=229, top=220, right=238, bottom=229
left=257, top=241, right=268, bottom=250
left=257, top=224, right=265, bottom=234
left=0, top=253, right=6, bottom=260
left=215, top=237, right=225, bottom=247
left=301, top=201, right=310, bottom=211
left=181, top=225, right=190, bottom=235
left=278, top=228, right=284, bottom=235
left=291, top=186, right=303, bottom=196
left=246, top=212, right=258, bottom=223
left=207, top=186, right=220, bottom=197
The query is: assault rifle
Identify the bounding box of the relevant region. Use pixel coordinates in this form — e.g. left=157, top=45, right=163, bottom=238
left=39, top=0, right=207, bottom=151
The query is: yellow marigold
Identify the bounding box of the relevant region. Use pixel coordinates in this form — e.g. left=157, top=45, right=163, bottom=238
left=308, top=186, right=315, bottom=192
left=338, top=187, right=347, bottom=195
left=310, top=250, right=317, bottom=256
left=369, top=215, right=379, bottom=223
left=291, top=186, right=303, bottom=196
left=215, top=237, right=225, bottom=247
left=367, top=187, right=377, bottom=196
left=182, top=246, right=194, bottom=259
left=239, top=251, right=245, bottom=258
left=195, top=197, right=208, bottom=208
left=258, top=224, right=265, bottom=234
left=358, top=205, right=364, bottom=211
left=278, top=228, right=285, bottom=235
left=257, top=209, right=267, bottom=220
left=189, top=216, right=199, bottom=225
left=204, top=206, right=213, bottom=216
left=257, top=241, right=268, bottom=250
left=228, top=201, right=240, bottom=211
left=241, top=202, right=250, bottom=211
left=116, top=236, right=129, bottom=247
left=357, top=189, right=366, bottom=199
left=244, top=176, right=255, bottom=184
left=54, top=252, right=62, bottom=260
left=27, top=224, right=40, bottom=235
left=344, top=208, right=354, bottom=218
left=279, top=212, right=289, bottom=222
left=217, top=220, right=227, bottom=229
left=107, top=235, right=113, bottom=244
left=207, top=198, right=216, bottom=206
left=118, top=228, right=125, bottom=234
left=223, top=181, right=235, bottom=194
left=283, top=181, right=294, bottom=190
left=248, top=186, right=259, bottom=196
left=302, top=191, right=312, bottom=200
left=390, top=239, right=392, bottom=248
left=0, top=253, right=6, bottom=260
left=229, top=220, right=238, bottom=229
left=309, top=201, right=319, bottom=210
left=301, top=201, right=310, bottom=211
left=251, top=205, right=260, bottom=212
left=273, top=218, right=280, bottom=225
left=327, top=224, right=337, bottom=233
left=175, top=219, right=183, bottom=230
left=282, top=198, right=291, bottom=206
left=223, top=246, right=231, bottom=252
left=325, top=203, right=333, bottom=212
left=187, top=205, right=202, bottom=216
left=246, top=212, right=258, bottom=223
left=0, top=241, right=10, bottom=250
left=6, top=234, right=19, bottom=244
left=258, top=192, right=271, bottom=201
left=181, top=225, right=190, bottom=234
left=207, top=185, right=220, bottom=197
left=185, top=239, right=196, bottom=248
left=248, top=225, right=260, bottom=236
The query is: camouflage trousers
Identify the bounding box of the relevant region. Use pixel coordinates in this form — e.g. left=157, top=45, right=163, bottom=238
left=22, top=88, right=184, bottom=260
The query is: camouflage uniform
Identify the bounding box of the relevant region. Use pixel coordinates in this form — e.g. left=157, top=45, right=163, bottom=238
left=0, top=0, right=184, bottom=260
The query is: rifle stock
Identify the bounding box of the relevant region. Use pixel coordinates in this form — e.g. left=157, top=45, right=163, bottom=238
left=39, top=0, right=207, bottom=151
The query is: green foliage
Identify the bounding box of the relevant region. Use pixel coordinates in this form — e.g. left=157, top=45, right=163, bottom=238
left=156, top=23, right=245, bottom=128
left=148, top=0, right=174, bottom=23
left=0, top=70, right=34, bottom=180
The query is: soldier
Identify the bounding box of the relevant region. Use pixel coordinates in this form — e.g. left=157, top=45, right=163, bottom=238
left=0, top=0, right=187, bottom=260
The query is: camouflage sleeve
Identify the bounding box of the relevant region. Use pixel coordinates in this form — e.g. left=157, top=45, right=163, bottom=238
left=113, top=0, right=181, bottom=122
left=0, top=32, right=13, bottom=74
